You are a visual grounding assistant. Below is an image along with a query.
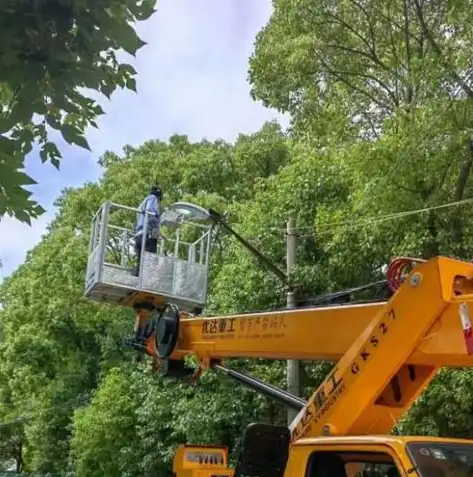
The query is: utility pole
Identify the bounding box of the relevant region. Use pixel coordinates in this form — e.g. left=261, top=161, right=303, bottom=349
left=286, top=217, right=300, bottom=424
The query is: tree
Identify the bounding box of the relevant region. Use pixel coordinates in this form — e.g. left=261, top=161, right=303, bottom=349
left=3, top=117, right=473, bottom=474
left=71, top=367, right=141, bottom=477
left=248, top=0, right=473, bottom=269
left=70, top=363, right=269, bottom=477
left=0, top=221, right=133, bottom=472
left=4, top=0, right=473, bottom=462
left=250, top=0, right=473, bottom=130
left=0, top=0, right=157, bottom=224
left=246, top=0, right=473, bottom=441
left=0, top=124, right=295, bottom=473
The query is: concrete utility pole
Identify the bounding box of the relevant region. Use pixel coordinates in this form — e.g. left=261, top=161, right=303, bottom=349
left=286, top=217, right=300, bottom=424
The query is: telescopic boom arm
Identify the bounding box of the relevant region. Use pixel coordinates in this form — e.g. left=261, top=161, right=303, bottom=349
left=147, top=257, right=473, bottom=443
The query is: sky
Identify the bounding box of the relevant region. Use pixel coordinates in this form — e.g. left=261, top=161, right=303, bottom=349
left=0, top=0, right=288, bottom=279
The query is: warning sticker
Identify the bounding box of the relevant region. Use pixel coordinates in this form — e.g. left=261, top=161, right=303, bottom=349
left=459, top=303, right=472, bottom=330
left=459, top=303, right=473, bottom=355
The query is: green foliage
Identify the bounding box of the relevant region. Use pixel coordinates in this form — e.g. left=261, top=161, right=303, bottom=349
left=0, top=0, right=157, bottom=223
left=0, top=125, right=294, bottom=473
left=249, top=0, right=473, bottom=143
left=4, top=0, right=473, bottom=473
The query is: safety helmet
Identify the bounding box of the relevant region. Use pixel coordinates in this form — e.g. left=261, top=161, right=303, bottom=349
left=150, top=186, right=162, bottom=199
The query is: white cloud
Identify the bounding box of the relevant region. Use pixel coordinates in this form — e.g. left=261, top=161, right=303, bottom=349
left=0, top=0, right=289, bottom=279
left=86, top=0, right=288, bottom=151
left=0, top=211, right=55, bottom=279
left=0, top=147, right=101, bottom=277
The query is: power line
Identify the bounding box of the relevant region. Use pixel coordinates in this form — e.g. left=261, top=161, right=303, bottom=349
left=316, top=197, right=473, bottom=235
left=265, top=197, right=473, bottom=236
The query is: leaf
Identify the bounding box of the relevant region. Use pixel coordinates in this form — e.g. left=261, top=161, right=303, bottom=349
left=32, top=202, right=46, bottom=217
left=118, top=64, right=138, bottom=77
left=39, top=142, right=62, bottom=166
left=51, top=157, right=60, bottom=169
left=13, top=208, right=32, bottom=225
left=11, top=170, right=37, bottom=187
left=100, top=82, right=114, bottom=99
left=39, top=148, right=48, bottom=163
left=115, top=21, right=147, bottom=56
left=60, top=125, right=91, bottom=151
left=1, top=102, right=33, bottom=132
left=46, top=114, right=62, bottom=130
left=0, top=0, right=156, bottom=221
left=129, top=0, right=157, bottom=21
left=0, top=136, right=16, bottom=159
left=126, top=77, right=137, bottom=92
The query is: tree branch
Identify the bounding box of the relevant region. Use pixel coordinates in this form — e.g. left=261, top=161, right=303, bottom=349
left=347, top=0, right=380, bottom=62
left=320, top=64, right=398, bottom=107
left=323, top=10, right=396, bottom=74
left=320, top=64, right=393, bottom=112
left=402, top=0, right=414, bottom=105
left=323, top=43, right=386, bottom=66
left=412, top=0, right=473, bottom=99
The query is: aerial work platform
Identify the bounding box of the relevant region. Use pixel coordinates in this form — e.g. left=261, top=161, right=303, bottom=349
left=84, top=200, right=215, bottom=313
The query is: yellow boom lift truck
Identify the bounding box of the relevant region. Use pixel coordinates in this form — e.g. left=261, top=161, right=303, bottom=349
left=85, top=200, right=473, bottom=477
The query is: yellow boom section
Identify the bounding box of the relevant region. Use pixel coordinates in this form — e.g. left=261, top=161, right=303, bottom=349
left=153, top=258, right=473, bottom=368
left=146, top=257, right=473, bottom=442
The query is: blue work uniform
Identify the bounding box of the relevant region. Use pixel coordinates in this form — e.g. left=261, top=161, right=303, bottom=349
left=135, top=194, right=160, bottom=238
left=133, top=194, right=160, bottom=276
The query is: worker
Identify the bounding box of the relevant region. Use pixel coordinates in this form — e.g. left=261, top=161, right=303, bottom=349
left=133, top=186, right=162, bottom=276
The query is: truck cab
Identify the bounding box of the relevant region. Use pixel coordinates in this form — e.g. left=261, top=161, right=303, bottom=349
left=237, top=424, right=473, bottom=477
left=291, top=436, right=463, bottom=477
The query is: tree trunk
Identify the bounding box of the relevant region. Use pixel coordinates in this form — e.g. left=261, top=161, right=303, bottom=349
left=424, top=212, right=440, bottom=257
left=451, top=139, right=473, bottom=257
left=15, top=442, right=23, bottom=473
